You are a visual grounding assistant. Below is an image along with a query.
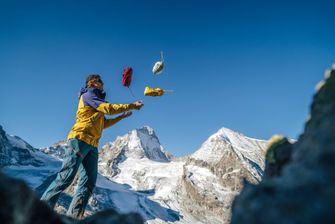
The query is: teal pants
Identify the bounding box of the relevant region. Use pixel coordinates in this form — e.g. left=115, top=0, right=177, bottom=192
left=41, top=139, right=98, bottom=218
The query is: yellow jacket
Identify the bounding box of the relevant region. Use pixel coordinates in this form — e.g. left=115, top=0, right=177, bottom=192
left=68, top=88, right=136, bottom=147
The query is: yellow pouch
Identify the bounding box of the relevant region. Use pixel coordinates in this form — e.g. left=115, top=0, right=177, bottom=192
left=144, top=87, right=164, bottom=97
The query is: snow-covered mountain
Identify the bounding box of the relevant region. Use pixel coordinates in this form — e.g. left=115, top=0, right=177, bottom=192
left=0, top=125, right=268, bottom=223
left=0, top=125, right=44, bottom=167
left=40, top=140, right=68, bottom=160
left=182, top=127, right=268, bottom=223
left=99, top=126, right=173, bottom=177
left=0, top=125, right=61, bottom=189
left=96, top=127, right=185, bottom=223
left=190, top=127, right=268, bottom=182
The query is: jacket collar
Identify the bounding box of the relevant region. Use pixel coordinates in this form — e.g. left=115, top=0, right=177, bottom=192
left=79, top=88, right=106, bottom=100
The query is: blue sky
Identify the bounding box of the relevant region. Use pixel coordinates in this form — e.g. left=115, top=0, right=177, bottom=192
left=1, top=0, right=335, bottom=156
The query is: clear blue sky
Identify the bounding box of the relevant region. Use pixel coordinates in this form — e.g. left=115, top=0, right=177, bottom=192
left=1, top=0, right=334, bottom=157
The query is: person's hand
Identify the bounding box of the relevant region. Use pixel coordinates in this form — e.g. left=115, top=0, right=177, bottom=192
left=119, top=111, right=133, bottom=119
left=132, top=100, right=144, bottom=110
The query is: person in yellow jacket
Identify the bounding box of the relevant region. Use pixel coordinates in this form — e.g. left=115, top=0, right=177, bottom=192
left=41, top=74, right=143, bottom=218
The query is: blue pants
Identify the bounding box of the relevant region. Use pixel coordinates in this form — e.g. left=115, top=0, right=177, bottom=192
left=41, top=139, right=98, bottom=218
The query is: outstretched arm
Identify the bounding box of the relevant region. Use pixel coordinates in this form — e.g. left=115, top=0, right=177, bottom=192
left=83, top=89, right=144, bottom=115
left=97, top=102, right=141, bottom=115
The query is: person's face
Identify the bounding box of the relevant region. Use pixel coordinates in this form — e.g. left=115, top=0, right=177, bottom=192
left=93, top=79, right=104, bottom=90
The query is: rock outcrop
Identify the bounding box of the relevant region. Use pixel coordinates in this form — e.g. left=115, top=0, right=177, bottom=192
left=0, top=125, right=43, bottom=167
left=264, top=135, right=294, bottom=178
left=231, top=65, right=335, bottom=224
left=0, top=171, right=66, bottom=224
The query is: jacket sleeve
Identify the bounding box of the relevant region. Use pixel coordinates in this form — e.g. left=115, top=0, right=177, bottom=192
left=104, top=117, right=123, bottom=129
left=96, top=103, right=135, bottom=115
left=83, top=90, right=136, bottom=115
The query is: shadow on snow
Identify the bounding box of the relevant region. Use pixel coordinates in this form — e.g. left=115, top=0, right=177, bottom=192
left=36, top=173, right=181, bottom=222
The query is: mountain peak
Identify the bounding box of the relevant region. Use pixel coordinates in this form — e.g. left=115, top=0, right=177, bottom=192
left=212, top=127, right=265, bottom=145
left=136, top=126, right=155, bottom=135
left=192, top=126, right=267, bottom=165
left=99, top=126, right=172, bottom=177
left=217, top=126, right=242, bottom=136
left=0, top=126, right=43, bottom=167
left=101, top=126, right=172, bottom=162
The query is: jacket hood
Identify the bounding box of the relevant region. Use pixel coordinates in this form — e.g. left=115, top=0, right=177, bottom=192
left=78, top=88, right=106, bottom=100
left=79, top=87, right=88, bottom=97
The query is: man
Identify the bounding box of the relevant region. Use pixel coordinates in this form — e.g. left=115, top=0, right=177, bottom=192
left=41, top=74, right=144, bottom=218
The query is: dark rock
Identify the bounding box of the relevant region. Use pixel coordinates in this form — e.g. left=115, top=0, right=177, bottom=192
left=80, top=209, right=144, bottom=224
left=231, top=65, right=335, bottom=224
left=264, top=136, right=293, bottom=178
left=0, top=172, right=63, bottom=224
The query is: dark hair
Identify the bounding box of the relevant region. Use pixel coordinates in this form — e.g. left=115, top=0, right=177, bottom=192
left=85, top=74, right=103, bottom=87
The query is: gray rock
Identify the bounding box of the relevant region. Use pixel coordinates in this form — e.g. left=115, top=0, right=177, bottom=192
left=231, top=65, right=335, bottom=224
left=0, top=125, right=43, bottom=167
left=263, top=136, right=294, bottom=178
left=0, top=125, right=11, bottom=167
left=0, top=171, right=64, bottom=224
left=81, top=209, right=143, bottom=224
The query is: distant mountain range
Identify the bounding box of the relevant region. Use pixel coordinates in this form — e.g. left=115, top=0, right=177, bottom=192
left=0, top=124, right=267, bottom=223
